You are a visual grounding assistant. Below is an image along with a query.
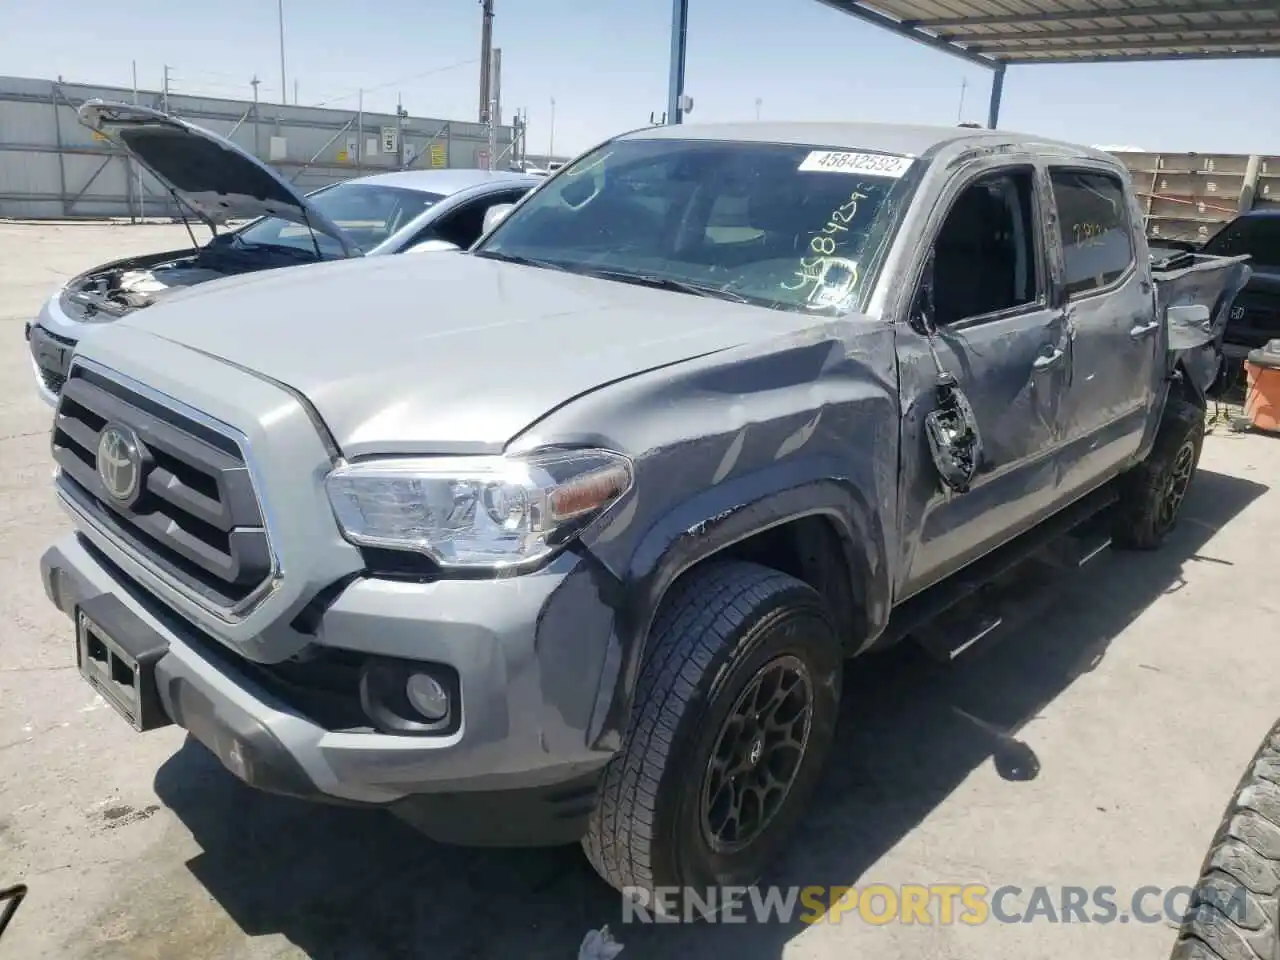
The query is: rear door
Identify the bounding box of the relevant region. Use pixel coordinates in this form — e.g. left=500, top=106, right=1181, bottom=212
left=1049, top=166, right=1160, bottom=500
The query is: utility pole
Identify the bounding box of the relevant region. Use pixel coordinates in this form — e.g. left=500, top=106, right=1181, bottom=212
left=487, top=94, right=498, bottom=170
left=548, top=96, right=555, bottom=161
left=755, top=97, right=762, bottom=121
left=251, top=76, right=261, bottom=157
left=132, top=61, right=144, bottom=221
left=397, top=95, right=407, bottom=170
left=519, top=107, right=528, bottom=167
left=277, top=0, right=288, bottom=105
left=492, top=47, right=502, bottom=168
left=356, top=88, right=364, bottom=171
left=294, top=79, right=299, bottom=108
left=478, top=0, right=494, bottom=124
left=162, top=65, right=171, bottom=113
left=957, top=77, right=968, bottom=123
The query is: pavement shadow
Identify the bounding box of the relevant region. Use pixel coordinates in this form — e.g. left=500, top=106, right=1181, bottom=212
left=153, top=467, right=1267, bottom=960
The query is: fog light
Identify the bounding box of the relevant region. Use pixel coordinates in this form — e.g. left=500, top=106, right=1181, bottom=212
left=405, top=673, right=450, bottom=721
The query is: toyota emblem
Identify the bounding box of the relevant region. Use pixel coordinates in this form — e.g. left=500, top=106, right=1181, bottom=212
left=96, top=425, right=142, bottom=502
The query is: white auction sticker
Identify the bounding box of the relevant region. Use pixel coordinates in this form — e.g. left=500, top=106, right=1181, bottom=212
left=798, top=151, right=914, bottom=178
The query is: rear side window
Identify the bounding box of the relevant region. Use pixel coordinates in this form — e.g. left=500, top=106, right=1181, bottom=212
left=1050, top=170, right=1134, bottom=297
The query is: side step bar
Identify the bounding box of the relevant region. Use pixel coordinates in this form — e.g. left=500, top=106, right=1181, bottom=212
left=883, top=484, right=1119, bottom=660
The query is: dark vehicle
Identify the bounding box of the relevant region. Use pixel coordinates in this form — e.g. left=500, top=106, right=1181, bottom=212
left=1200, top=209, right=1280, bottom=361
left=40, top=121, right=1250, bottom=907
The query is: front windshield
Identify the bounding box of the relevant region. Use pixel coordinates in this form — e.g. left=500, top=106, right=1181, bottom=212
left=1201, top=216, right=1280, bottom=267
left=234, top=182, right=446, bottom=257
left=475, top=138, right=914, bottom=312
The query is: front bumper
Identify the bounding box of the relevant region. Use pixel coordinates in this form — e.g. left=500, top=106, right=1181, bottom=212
left=41, top=533, right=619, bottom=846
left=26, top=317, right=75, bottom=409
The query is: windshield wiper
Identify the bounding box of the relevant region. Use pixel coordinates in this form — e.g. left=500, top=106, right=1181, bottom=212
left=228, top=238, right=324, bottom=261
left=578, top=268, right=750, bottom=304
left=471, top=250, right=571, bottom=271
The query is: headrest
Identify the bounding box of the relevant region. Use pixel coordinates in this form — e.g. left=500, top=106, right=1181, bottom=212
left=746, top=183, right=807, bottom=232
left=937, top=184, right=1002, bottom=247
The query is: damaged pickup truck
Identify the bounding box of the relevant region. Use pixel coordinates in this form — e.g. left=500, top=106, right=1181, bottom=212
left=39, top=122, right=1250, bottom=906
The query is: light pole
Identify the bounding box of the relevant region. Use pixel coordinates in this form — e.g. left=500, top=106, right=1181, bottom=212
left=755, top=97, right=762, bottom=121
left=548, top=96, right=555, bottom=161
left=277, top=0, right=288, bottom=105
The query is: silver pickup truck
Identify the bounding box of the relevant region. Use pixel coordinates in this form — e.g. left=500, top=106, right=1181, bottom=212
left=39, top=121, right=1250, bottom=909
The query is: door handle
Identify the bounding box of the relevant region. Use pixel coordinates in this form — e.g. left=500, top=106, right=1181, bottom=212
left=1032, top=347, right=1065, bottom=371
left=1129, top=320, right=1160, bottom=339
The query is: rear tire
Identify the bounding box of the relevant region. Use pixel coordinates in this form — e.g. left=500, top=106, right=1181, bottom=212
left=582, top=561, right=842, bottom=914
left=1168, top=719, right=1280, bottom=960
left=1113, top=398, right=1205, bottom=550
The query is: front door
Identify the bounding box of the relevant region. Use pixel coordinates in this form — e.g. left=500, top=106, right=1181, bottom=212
left=895, top=163, right=1071, bottom=599
left=1048, top=167, right=1161, bottom=499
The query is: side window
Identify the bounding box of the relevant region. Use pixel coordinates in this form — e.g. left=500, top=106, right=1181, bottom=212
left=931, top=169, right=1040, bottom=326
left=418, top=191, right=527, bottom=249
left=1049, top=169, right=1134, bottom=297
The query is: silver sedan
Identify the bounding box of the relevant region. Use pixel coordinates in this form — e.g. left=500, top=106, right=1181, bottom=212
left=26, top=100, right=538, bottom=407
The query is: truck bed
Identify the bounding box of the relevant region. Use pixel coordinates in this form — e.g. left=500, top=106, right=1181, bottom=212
left=1151, top=252, right=1252, bottom=393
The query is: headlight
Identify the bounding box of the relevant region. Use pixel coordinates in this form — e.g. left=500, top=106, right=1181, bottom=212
left=325, top=449, right=633, bottom=570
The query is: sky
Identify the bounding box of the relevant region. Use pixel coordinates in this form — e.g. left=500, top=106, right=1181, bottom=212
left=2, top=0, right=1278, bottom=158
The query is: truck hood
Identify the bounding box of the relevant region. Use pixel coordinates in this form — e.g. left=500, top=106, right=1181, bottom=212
left=77, top=100, right=356, bottom=256
left=118, top=253, right=809, bottom=456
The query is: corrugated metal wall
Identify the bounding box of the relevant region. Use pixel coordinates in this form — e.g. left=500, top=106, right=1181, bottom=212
left=0, top=74, right=516, bottom=220
left=1110, top=150, right=1280, bottom=244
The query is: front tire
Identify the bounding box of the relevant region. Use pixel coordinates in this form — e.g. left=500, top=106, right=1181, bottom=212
left=582, top=561, right=842, bottom=913
left=1113, top=398, right=1205, bottom=550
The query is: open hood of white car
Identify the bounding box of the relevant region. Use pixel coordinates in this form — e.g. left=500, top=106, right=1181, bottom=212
left=77, top=99, right=356, bottom=256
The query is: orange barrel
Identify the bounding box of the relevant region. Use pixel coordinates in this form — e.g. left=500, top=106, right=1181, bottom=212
left=1244, top=340, right=1280, bottom=434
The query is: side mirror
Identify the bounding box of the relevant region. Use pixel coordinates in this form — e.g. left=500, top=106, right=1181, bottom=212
left=482, top=203, right=515, bottom=235
left=406, top=239, right=461, bottom=254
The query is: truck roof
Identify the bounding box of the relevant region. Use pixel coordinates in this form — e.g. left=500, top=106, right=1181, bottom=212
left=621, top=121, right=1117, bottom=166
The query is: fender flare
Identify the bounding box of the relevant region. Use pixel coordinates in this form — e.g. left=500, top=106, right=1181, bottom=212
left=587, top=455, right=891, bottom=750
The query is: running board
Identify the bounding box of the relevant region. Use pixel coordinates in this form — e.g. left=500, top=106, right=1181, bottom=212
left=883, top=483, right=1119, bottom=660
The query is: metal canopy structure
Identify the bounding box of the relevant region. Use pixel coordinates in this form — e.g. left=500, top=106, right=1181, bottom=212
left=666, top=0, right=1280, bottom=129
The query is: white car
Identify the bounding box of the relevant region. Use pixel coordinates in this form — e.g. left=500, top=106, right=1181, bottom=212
left=26, top=100, right=538, bottom=406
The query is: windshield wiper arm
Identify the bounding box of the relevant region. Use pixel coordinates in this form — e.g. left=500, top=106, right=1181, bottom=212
left=471, top=250, right=570, bottom=271
left=580, top=269, right=750, bottom=304
left=229, top=240, right=322, bottom=260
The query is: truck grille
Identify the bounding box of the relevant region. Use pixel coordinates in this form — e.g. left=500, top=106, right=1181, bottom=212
left=52, top=364, right=275, bottom=611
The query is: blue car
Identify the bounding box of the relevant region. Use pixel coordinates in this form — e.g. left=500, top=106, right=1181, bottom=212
left=27, top=99, right=538, bottom=406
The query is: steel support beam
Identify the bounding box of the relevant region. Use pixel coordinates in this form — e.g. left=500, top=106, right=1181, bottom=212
left=987, top=63, right=1005, bottom=130
left=1007, top=48, right=1280, bottom=64
left=944, top=23, right=1280, bottom=46
left=667, top=0, right=690, bottom=123
left=973, top=35, right=1280, bottom=56
left=906, top=0, right=1274, bottom=29
left=814, top=0, right=997, bottom=68
left=66, top=156, right=113, bottom=214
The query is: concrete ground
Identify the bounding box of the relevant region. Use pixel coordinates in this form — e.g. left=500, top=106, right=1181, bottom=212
left=0, top=220, right=1277, bottom=960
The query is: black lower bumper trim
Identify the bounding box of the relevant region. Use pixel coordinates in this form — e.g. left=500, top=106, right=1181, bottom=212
left=163, top=675, right=326, bottom=802
left=390, top=771, right=602, bottom=847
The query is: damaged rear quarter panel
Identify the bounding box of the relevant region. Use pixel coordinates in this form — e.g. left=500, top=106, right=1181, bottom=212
left=506, top=316, right=899, bottom=746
